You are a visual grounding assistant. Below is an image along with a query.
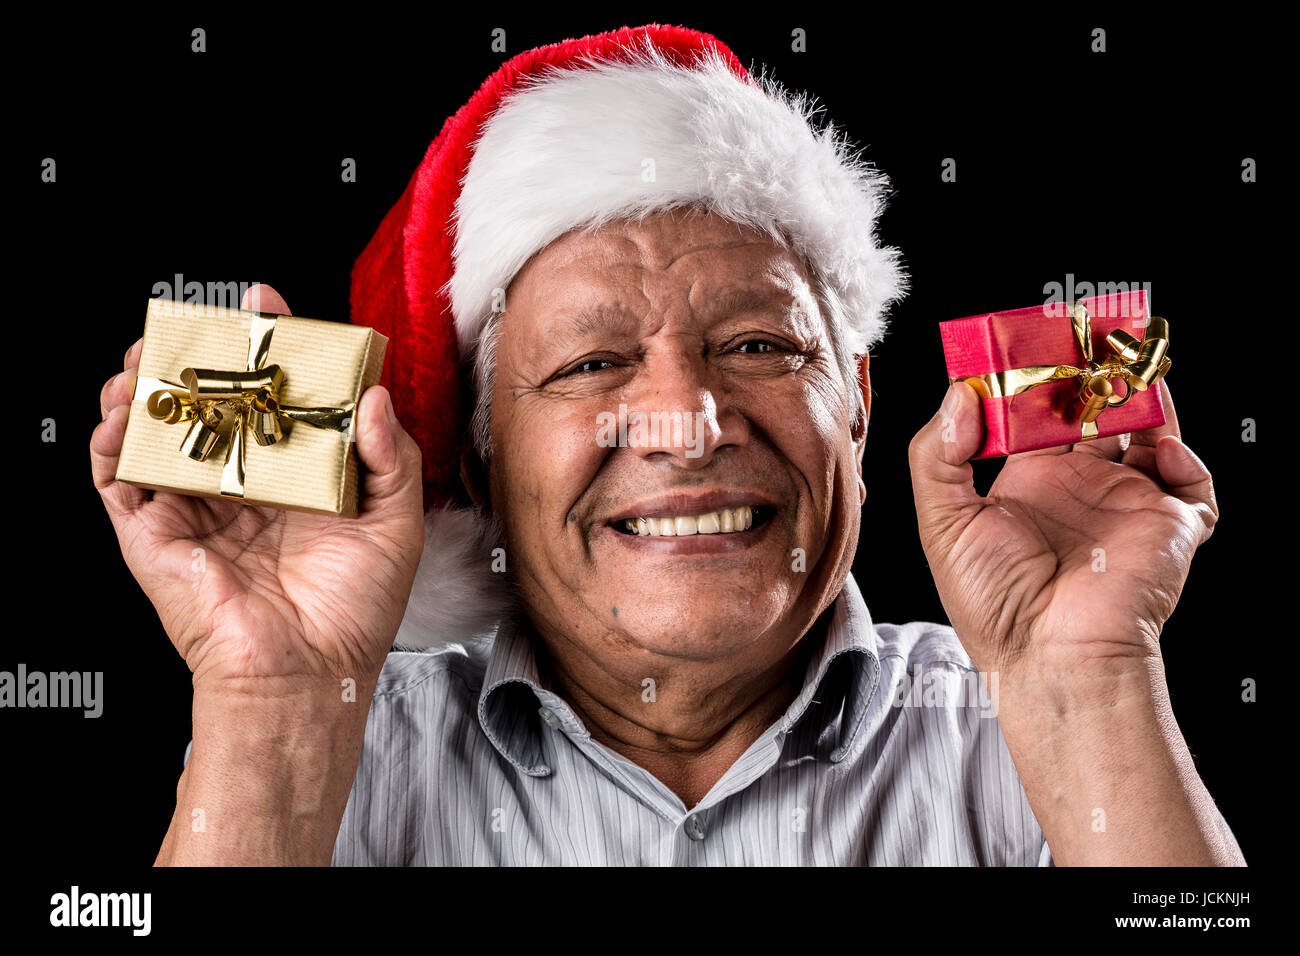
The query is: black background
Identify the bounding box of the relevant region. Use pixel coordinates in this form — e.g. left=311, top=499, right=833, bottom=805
left=9, top=6, right=1279, bottom=897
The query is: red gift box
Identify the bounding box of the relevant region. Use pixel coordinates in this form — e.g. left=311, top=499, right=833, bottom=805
left=939, top=291, right=1169, bottom=458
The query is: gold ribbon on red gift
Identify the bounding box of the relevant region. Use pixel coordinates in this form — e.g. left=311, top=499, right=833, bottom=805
left=133, top=314, right=357, bottom=498
left=950, top=301, right=1172, bottom=441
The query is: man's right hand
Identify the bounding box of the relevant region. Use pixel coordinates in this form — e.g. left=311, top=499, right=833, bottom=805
left=90, top=284, right=426, bottom=865
left=91, top=284, right=425, bottom=696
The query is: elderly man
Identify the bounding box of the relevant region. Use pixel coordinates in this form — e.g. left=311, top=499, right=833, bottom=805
left=90, top=26, right=1243, bottom=865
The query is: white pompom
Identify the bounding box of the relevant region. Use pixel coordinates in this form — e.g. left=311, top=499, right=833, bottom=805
left=392, top=505, right=515, bottom=652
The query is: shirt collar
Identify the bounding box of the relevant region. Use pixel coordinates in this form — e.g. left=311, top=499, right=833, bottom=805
left=776, top=573, right=880, bottom=762
left=476, top=613, right=554, bottom=777
left=477, top=574, right=881, bottom=775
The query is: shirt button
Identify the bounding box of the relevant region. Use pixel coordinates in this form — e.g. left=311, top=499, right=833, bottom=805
left=538, top=706, right=562, bottom=730
left=683, top=814, right=706, bottom=842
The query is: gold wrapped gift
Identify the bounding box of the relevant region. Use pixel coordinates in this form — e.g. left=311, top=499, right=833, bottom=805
left=115, top=298, right=388, bottom=517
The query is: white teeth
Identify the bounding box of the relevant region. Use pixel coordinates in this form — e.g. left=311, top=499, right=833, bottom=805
left=621, top=506, right=758, bottom=537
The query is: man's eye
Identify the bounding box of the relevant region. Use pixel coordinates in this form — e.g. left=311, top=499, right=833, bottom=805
left=564, top=358, right=616, bottom=376
left=733, top=340, right=782, bottom=354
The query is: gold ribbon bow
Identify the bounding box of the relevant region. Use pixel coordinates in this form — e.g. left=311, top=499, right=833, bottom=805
left=138, top=314, right=356, bottom=498
left=951, top=301, right=1172, bottom=441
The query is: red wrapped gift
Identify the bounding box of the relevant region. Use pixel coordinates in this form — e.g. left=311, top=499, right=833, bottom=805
left=940, top=291, right=1171, bottom=458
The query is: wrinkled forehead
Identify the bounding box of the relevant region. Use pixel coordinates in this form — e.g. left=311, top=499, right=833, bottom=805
left=506, top=210, right=819, bottom=317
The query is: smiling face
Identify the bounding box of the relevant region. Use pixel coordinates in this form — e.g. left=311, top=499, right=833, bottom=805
left=483, top=208, right=868, bottom=670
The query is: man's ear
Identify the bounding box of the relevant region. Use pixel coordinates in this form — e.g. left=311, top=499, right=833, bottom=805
left=851, top=353, right=871, bottom=448
left=460, top=441, right=490, bottom=510
left=851, top=353, right=870, bottom=504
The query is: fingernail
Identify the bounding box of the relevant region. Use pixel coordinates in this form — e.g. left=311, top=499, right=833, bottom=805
left=384, top=392, right=397, bottom=425
left=1166, top=435, right=1210, bottom=475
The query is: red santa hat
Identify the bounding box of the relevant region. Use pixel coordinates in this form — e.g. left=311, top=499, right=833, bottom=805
left=350, top=24, right=905, bottom=650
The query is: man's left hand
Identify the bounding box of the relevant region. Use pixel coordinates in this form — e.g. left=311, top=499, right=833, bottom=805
left=908, top=379, right=1243, bottom=865
left=908, top=380, right=1215, bottom=682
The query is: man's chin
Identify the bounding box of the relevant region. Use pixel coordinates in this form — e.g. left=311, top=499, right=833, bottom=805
left=608, top=617, right=788, bottom=663
left=595, top=578, right=796, bottom=654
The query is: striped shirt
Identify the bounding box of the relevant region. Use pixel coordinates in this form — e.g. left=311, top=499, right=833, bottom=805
left=310, top=574, right=1053, bottom=865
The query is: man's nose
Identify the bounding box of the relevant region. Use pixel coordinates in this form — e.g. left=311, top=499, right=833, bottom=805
left=619, top=345, right=747, bottom=466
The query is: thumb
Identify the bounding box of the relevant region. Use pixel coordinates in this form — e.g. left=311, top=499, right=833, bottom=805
left=241, top=283, right=291, bottom=315
left=1155, top=435, right=1218, bottom=543
left=908, top=382, right=985, bottom=547
left=354, top=386, right=424, bottom=525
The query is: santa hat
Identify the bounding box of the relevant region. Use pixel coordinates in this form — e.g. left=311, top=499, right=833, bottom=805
left=350, top=24, right=906, bottom=651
